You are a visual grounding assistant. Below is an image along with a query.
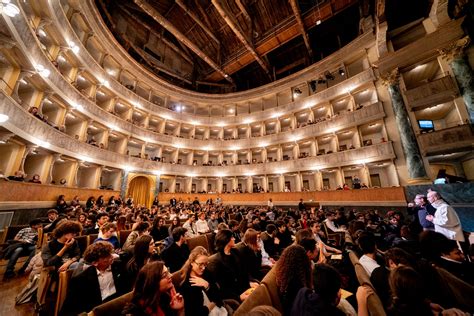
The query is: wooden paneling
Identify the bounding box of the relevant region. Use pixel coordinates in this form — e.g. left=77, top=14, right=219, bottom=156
left=158, top=187, right=407, bottom=204
left=0, top=181, right=120, bottom=202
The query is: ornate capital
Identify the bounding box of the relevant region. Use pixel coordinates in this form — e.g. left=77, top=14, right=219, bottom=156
left=380, top=68, right=400, bottom=86
left=438, top=36, right=471, bottom=61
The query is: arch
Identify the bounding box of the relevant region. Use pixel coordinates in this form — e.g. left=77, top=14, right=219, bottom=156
left=127, top=175, right=152, bottom=207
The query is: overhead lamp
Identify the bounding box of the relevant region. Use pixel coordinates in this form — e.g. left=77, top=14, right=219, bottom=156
left=1, top=0, right=20, bottom=17
left=339, top=68, right=345, bottom=76
left=35, top=64, right=50, bottom=78
left=0, top=113, right=9, bottom=123
left=316, top=20, right=321, bottom=25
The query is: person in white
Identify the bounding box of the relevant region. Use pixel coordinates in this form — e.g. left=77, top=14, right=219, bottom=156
left=196, top=212, right=210, bottom=234
left=183, top=214, right=198, bottom=238
left=426, top=191, right=464, bottom=242
left=323, top=212, right=346, bottom=232
left=357, top=233, right=380, bottom=277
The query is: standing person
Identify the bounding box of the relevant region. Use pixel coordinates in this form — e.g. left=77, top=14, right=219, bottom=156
left=152, top=196, right=160, bottom=207
left=3, top=219, right=42, bottom=279
left=426, top=191, right=464, bottom=242
left=408, top=194, right=436, bottom=233
left=170, top=196, right=177, bottom=207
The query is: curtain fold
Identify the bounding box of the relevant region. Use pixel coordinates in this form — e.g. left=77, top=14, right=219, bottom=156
left=127, top=176, right=150, bottom=207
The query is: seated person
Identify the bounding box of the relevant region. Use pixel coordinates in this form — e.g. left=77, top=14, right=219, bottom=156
left=260, top=224, right=278, bottom=258
left=236, top=228, right=265, bottom=281
left=177, top=246, right=225, bottom=316
left=124, top=235, right=158, bottom=291
left=195, top=212, right=210, bottom=234
left=275, top=220, right=293, bottom=253
left=94, top=223, right=119, bottom=249
left=357, top=232, right=381, bottom=277
left=3, top=219, right=42, bottom=279
left=161, top=227, right=190, bottom=273
left=84, top=212, right=109, bottom=235
left=207, top=229, right=256, bottom=303
left=122, top=261, right=185, bottom=315
left=62, top=241, right=127, bottom=315
left=122, top=222, right=150, bottom=253
left=42, top=221, right=82, bottom=272
left=309, top=221, right=342, bottom=256
left=437, top=239, right=474, bottom=285
left=150, top=216, right=169, bottom=242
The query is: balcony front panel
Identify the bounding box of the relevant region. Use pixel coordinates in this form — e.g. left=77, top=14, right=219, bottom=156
left=418, top=125, right=474, bottom=156
left=1, top=91, right=395, bottom=177
left=404, top=75, right=459, bottom=111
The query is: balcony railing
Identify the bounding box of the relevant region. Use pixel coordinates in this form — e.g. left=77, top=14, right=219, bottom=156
left=404, top=75, right=459, bottom=111
left=418, top=124, right=474, bottom=156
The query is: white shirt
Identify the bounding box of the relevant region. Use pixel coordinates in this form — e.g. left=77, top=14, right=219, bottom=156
left=359, top=254, right=380, bottom=277
left=431, top=199, right=465, bottom=242
left=183, top=221, right=197, bottom=238
left=96, top=267, right=117, bottom=301
left=259, top=239, right=273, bottom=267
left=323, top=219, right=345, bottom=232
left=195, top=219, right=210, bottom=234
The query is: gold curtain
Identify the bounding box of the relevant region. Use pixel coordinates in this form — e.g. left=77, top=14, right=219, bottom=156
left=127, top=176, right=150, bottom=207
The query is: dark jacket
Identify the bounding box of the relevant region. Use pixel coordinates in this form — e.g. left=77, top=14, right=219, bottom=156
left=62, top=262, right=126, bottom=315
left=291, top=287, right=345, bottom=316
left=161, top=242, right=190, bottom=272
left=41, top=239, right=81, bottom=271
left=235, top=242, right=263, bottom=281
left=179, top=270, right=223, bottom=316
left=150, top=226, right=169, bottom=242
left=207, top=249, right=250, bottom=302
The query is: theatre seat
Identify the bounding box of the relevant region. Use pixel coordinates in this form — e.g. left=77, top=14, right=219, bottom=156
left=354, top=263, right=373, bottom=287
left=119, top=230, right=132, bottom=248
left=260, top=267, right=283, bottom=313
left=234, top=284, right=272, bottom=316
left=187, top=234, right=209, bottom=253
left=89, top=292, right=133, bottom=316
left=55, top=269, right=73, bottom=316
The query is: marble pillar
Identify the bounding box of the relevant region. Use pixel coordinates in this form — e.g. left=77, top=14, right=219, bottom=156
left=120, top=170, right=129, bottom=198
left=382, top=68, right=428, bottom=180
left=440, top=36, right=474, bottom=123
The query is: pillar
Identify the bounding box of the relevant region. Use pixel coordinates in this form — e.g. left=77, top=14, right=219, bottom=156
left=313, top=171, right=323, bottom=191
left=246, top=177, right=253, bottom=193
left=120, top=170, right=129, bottom=198
left=381, top=68, right=428, bottom=180
left=278, top=175, right=285, bottom=192
left=155, top=174, right=161, bottom=196
left=217, top=177, right=223, bottom=193
left=440, top=36, right=474, bottom=123
left=295, top=173, right=302, bottom=192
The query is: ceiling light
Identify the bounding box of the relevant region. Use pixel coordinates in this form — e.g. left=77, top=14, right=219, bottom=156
left=35, top=64, right=50, bottom=78
left=0, top=113, right=9, bottom=123
left=316, top=20, right=321, bottom=25
left=1, top=0, right=20, bottom=17
left=339, top=68, right=345, bottom=76
left=68, top=41, right=79, bottom=54
left=37, top=29, right=46, bottom=37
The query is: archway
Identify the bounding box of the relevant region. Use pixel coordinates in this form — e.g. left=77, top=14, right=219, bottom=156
left=127, top=176, right=152, bottom=207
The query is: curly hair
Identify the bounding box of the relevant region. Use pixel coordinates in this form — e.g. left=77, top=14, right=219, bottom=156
left=275, top=244, right=311, bottom=296
left=53, top=221, right=83, bottom=239
left=84, top=241, right=114, bottom=263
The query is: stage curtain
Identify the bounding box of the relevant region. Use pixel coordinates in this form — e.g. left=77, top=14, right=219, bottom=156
left=127, top=176, right=150, bottom=207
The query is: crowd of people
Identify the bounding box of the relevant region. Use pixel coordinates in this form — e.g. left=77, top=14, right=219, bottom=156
left=1, top=189, right=472, bottom=315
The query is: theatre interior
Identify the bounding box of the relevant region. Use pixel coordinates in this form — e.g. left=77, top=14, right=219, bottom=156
left=0, top=0, right=473, bottom=315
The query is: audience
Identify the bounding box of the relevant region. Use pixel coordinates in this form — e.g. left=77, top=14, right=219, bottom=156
left=122, top=222, right=150, bottom=253
left=124, top=235, right=157, bottom=290
left=150, top=216, right=169, bottom=242
left=161, top=227, right=190, bottom=273
left=42, top=221, right=82, bottom=272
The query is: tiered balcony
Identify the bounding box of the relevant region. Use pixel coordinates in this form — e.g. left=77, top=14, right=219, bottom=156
left=404, top=75, right=459, bottom=111
left=418, top=124, right=474, bottom=156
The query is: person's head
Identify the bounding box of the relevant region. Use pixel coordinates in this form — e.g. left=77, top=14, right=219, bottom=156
left=358, top=232, right=376, bottom=255
left=228, top=219, right=239, bottom=231
left=53, top=221, right=82, bottom=240
left=210, top=212, right=217, bottom=220
left=215, top=229, right=235, bottom=253
left=295, top=229, right=313, bottom=244
left=389, top=266, right=426, bottom=306
left=96, top=212, right=109, bottom=226
left=47, top=209, right=58, bottom=221
left=299, top=237, right=318, bottom=260
left=100, top=222, right=117, bottom=239
left=133, top=221, right=150, bottom=234
left=427, top=191, right=441, bottom=204
left=171, top=217, right=180, bottom=227
left=199, top=212, right=206, bottom=220
left=414, top=194, right=427, bottom=206
left=217, top=222, right=229, bottom=230
left=266, top=224, right=277, bottom=236
left=384, top=248, right=416, bottom=270
left=172, top=227, right=187, bottom=244
left=29, top=219, right=43, bottom=230
left=128, top=235, right=155, bottom=271
left=275, top=244, right=312, bottom=296
left=275, top=220, right=286, bottom=233
left=188, top=214, right=195, bottom=222
left=313, top=263, right=342, bottom=306
left=440, top=239, right=464, bottom=262
left=243, top=228, right=260, bottom=251
left=389, top=215, right=399, bottom=226
left=419, top=230, right=449, bottom=261
left=84, top=241, right=114, bottom=271
left=130, top=261, right=172, bottom=312
left=179, top=246, right=209, bottom=284
left=32, top=174, right=40, bottom=180
left=309, top=221, right=321, bottom=234
left=153, top=216, right=165, bottom=229
left=326, top=211, right=336, bottom=220
left=78, top=213, right=86, bottom=223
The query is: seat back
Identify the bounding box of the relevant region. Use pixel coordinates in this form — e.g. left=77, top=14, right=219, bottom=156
left=354, top=263, right=373, bottom=287
left=367, top=290, right=387, bottom=316
left=90, top=292, right=133, bottom=316
left=88, top=234, right=98, bottom=245
left=54, top=269, right=73, bottom=316
left=234, top=284, right=272, bottom=316
left=260, top=267, right=283, bottom=313
left=36, top=227, right=44, bottom=249
left=348, top=250, right=359, bottom=266
left=187, top=234, right=209, bottom=253
left=75, top=235, right=88, bottom=255
left=205, top=233, right=216, bottom=254
left=119, top=230, right=132, bottom=248
left=1, top=225, right=28, bottom=244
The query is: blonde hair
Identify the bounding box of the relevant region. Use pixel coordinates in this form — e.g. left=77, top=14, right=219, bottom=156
left=178, top=246, right=209, bottom=286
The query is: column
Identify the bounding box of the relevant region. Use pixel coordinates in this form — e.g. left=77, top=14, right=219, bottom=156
left=275, top=119, right=281, bottom=133
left=187, top=151, right=194, bottom=165
left=381, top=68, right=428, bottom=180
left=260, top=124, right=265, bottom=136
left=202, top=178, right=208, bottom=192
left=292, top=144, right=300, bottom=159
left=310, top=140, right=317, bottom=156
left=246, top=177, right=253, bottom=193
left=48, top=154, right=62, bottom=185
left=120, top=170, right=129, bottom=198
left=169, top=176, right=177, bottom=193
left=246, top=125, right=251, bottom=138
left=19, top=145, right=38, bottom=172
left=261, top=148, right=267, bottom=163
left=247, top=151, right=252, bottom=164
left=440, top=36, right=474, bottom=123
left=262, top=176, right=268, bottom=192
left=295, top=173, right=302, bottom=192
left=185, top=177, right=192, bottom=193
left=232, top=177, right=238, bottom=191
left=313, top=171, right=323, bottom=191
left=277, top=146, right=283, bottom=161
left=155, top=174, right=161, bottom=196
left=360, top=164, right=370, bottom=187
left=335, top=168, right=344, bottom=188
left=308, top=110, right=315, bottom=122
left=217, top=177, right=223, bottom=193
left=278, top=175, right=285, bottom=192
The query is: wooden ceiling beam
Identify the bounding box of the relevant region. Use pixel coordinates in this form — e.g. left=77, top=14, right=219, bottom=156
left=133, top=0, right=234, bottom=84
left=119, top=6, right=194, bottom=64
left=289, top=0, right=313, bottom=59
left=236, top=0, right=252, bottom=38
left=211, top=0, right=272, bottom=80
left=175, top=0, right=220, bottom=45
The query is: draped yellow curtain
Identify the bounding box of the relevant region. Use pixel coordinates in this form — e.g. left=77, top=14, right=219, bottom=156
left=127, top=176, right=151, bottom=207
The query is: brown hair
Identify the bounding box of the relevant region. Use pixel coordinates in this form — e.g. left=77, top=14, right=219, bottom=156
left=53, top=221, right=82, bottom=239
left=178, top=246, right=209, bottom=286
left=100, top=222, right=117, bottom=233
left=84, top=241, right=113, bottom=263
left=275, top=244, right=311, bottom=296
left=243, top=228, right=259, bottom=251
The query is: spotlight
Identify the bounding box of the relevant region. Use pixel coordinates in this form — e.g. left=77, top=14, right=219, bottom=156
left=339, top=68, right=345, bottom=76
